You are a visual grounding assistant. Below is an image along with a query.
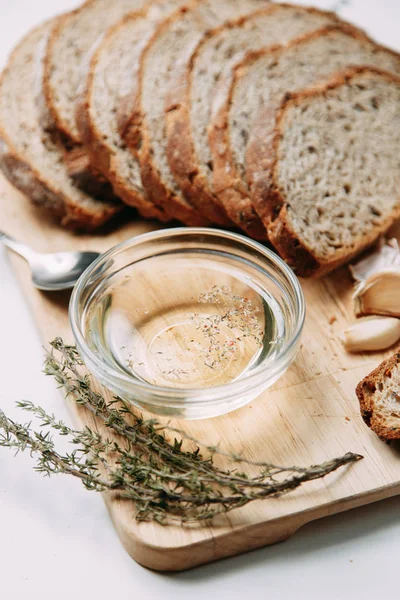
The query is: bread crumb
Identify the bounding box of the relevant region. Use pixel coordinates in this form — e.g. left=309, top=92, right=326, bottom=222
left=345, top=416, right=351, bottom=422
left=329, top=316, right=337, bottom=325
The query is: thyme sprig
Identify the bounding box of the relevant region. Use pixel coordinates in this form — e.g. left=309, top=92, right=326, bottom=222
left=0, top=338, right=362, bottom=524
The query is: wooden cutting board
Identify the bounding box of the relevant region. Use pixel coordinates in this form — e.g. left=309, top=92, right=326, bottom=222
left=3, top=175, right=400, bottom=572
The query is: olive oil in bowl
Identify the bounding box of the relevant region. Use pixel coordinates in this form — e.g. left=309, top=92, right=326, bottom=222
left=85, top=254, right=283, bottom=390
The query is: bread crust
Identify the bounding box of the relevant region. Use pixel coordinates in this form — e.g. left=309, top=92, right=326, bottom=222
left=43, top=8, right=84, bottom=146
left=75, top=9, right=171, bottom=222
left=164, top=10, right=274, bottom=226
left=0, top=131, right=120, bottom=231
left=356, top=351, right=400, bottom=440
left=0, top=139, right=63, bottom=216
left=0, top=21, right=122, bottom=231
left=209, top=45, right=272, bottom=239
left=165, top=77, right=231, bottom=225
left=122, top=2, right=211, bottom=226
left=265, top=67, right=400, bottom=277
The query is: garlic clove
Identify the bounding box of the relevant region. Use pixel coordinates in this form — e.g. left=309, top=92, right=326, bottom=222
left=350, top=237, right=400, bottom=282
left=342, top=317, right=400, bottom=353
left=353, top=268, right=400, bottom=317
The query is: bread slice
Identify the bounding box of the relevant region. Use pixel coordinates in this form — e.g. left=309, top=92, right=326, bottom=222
left=166, top=4, right=338, bottom=237
left=123, top=0, right=272, bottom=227
left=212, top=26, right=400, bottom=242
left=0, top=21, right=122, bottom=230
left=247, top=32, right=400, bottom=239
left=42, top=0, right=148, bottom=198
left=76, top=0, right=188, bottom=222
left=266, top=67, right=400, bottom=277
left=356, top=351, right=400, bottom=440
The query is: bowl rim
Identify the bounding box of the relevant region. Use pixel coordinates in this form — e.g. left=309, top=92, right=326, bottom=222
left=69, top=227, right=305, bottom=402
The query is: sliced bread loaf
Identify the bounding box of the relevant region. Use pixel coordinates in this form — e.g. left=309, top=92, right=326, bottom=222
left=166, top=4, right=338, bottom=236
left=266, top=67, right=400, bottom=276
left=123, top=0, right=271, bottom=227
left=42, top=0, right=148, bottom=197
left=212, top=26, right=400, bottom=241
left=76, top=0, right=187, bottom=222
left=0, top=21, right=122, bottom=230
left=356, top=351, right=400, bottom=440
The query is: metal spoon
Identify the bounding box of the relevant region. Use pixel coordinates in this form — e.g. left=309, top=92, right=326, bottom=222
left=0, top=231, right=100, bottom=291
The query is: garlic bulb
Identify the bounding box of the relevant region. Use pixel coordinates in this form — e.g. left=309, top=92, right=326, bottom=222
left=343, top=317, right=400, bottom=353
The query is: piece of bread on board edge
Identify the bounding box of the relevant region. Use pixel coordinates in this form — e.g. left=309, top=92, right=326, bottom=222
left=42, top=0, right=148, bottom=200
left=263, top=67, right=400, bottom=277
left=0, top=21, right=122, bottom=230
left=356, top=351, right=400, bottom=441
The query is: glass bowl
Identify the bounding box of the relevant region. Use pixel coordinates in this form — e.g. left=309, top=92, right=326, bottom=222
left=69, top=228, right=305, bottom=419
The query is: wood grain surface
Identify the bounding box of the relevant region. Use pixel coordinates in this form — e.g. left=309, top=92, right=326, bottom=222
left=2, top=174, right=400, bottom=572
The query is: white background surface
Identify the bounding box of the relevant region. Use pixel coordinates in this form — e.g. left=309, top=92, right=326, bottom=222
left=1, top=1, right=400, bottom=598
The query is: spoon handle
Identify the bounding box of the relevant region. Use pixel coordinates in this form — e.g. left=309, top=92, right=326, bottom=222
left=0, top=230, right=37, bottom=262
